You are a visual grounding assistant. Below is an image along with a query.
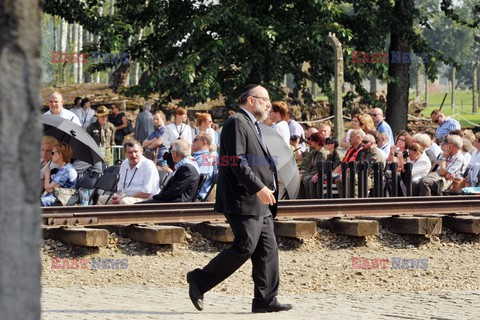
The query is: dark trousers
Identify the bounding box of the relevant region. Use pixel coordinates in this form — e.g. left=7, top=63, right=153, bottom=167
left=190, top=213, right=279, bottom=307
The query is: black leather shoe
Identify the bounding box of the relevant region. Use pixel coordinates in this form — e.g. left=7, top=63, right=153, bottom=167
left=187, top=271, right=204, bottom=311
left=252, top=301, right=293, bottom=313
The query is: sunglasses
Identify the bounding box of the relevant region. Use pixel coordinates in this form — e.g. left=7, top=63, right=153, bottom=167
left=433, top=117, right=440, bottom=124
left=362, top=140, right=372, bottom=144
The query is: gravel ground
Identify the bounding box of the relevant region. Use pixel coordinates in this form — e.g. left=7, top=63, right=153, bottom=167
left=41, top=226, right=480, bottom=295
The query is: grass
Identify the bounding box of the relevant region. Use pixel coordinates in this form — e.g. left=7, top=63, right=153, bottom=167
left=417, top=90, right=480, bottom=129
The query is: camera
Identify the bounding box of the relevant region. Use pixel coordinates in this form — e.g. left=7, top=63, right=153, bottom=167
left=290, top=135, right=306, bottom=144
left=402, top=150, right=409, bottom=158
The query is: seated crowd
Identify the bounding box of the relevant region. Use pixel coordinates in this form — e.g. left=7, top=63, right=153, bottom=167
left=40, top=91, right=480, bottom=206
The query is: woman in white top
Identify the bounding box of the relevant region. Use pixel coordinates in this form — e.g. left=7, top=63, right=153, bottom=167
left=269, top=101, right=290, bottom=146
left=165, top=106, right=192, bottom=146
left=340, top=114, right=366, bottom=149
left=193, top=112, right=216, bottom=148
left=397, top=143, right=431, bottom=195
left=465, top=133, right=480, bottom=187
left=80, top=98, right=96, bottom=129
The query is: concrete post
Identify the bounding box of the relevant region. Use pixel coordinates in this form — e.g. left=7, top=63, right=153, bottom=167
left=0, top=0, right=42, bottom=319
left=327, top=33, right=344, bottom=140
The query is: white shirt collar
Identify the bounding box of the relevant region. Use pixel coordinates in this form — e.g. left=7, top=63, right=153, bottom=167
left=240, top=107, right=258, bottom=124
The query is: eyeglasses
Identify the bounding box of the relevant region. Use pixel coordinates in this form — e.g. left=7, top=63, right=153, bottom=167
left=362, top=140, right=372, bottom=144
left=370, top=113, right=380, bottom=117
left=252, top=96, right=271, bottom=103
left=433, top=117, right=440, bottom=124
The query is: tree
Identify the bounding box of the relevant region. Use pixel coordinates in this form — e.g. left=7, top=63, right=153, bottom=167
left=0, top=0, right=42, bottom=319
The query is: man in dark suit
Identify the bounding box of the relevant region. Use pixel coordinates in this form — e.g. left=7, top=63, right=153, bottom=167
left=141, top=139, right=200, bottom=203
left=187, top=84, right=292, bottom=313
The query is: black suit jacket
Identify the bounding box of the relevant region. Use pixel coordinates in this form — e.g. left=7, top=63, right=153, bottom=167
left=153, top=163, right=200, bottom=202
left=215, top=109, right=278, bottom=217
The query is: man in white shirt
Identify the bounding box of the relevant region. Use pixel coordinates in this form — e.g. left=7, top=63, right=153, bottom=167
left=45, top=91, right=81, bottom=126
left=102, top=140, right=160, bottom=205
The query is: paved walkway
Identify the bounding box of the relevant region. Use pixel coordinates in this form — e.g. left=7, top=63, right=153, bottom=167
left=42, top=286, right=479, bottom=320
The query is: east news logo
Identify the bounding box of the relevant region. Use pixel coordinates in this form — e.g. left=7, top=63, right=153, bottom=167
left=351, top=257, right=429, bottom=270
left=51, top=257, right=128, bottom=269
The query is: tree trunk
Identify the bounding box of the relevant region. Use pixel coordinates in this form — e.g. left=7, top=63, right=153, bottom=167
left=73, top=23, right=79, bottom=83
left=52, top=16, right=57, bottom=83
left=370, top=75, right=377, bottom=93
left=60, top=19, right=68, bottom=85
left=106, top=0, right=115, bottom=85
left=0, top=1, right=42, bottom=319
left=451, top=66, right=456, bottom=111
left=386, top=0, right=414, bottom=134
left=416, top=64, right=422, bottom=98
left=96, top=7, right=103, bottom=83
left=134, top=28, right=144, bottom=85
left=473, top=62, right=478, bottom=114
left=78, top=24, right=83, bottom=83
left=326, top=33, right=344, bottom=141
left=425, top=73, right=429, bottom=108
left=84, top=32, right=93, bottom=83
left=112, top=59, right=131, bottom=93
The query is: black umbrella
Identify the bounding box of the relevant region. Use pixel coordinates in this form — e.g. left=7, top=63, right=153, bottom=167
left=41, top=114, right=103, bottom=165
left=260, top=124, right=300, bottom=199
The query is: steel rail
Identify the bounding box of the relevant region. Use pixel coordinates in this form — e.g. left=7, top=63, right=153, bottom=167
left=42, top=197, right=480, bottom=227
left=42, top=196, right=480, bottom=215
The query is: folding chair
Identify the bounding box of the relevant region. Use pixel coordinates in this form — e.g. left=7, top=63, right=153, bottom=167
left=192, top=173, right=208, bottom=202
left=90, top=173, right=120, bottom=205
left=104, top=165, right=120, bottom=174
left=201, top=171, right=218, bottom=202
left=76, top=170, right=102, bottom=204
left=158, top=170, right=173, bottom=191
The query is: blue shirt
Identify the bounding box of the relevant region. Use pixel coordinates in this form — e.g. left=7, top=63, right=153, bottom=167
left=377, top=120, right=394, bottom=145
left=52, top=163, right=78, bottom=188
left=193, top=150, right=215, bottom=200
left=436, top=117, right=461, bottom=140
left=147, top=126, right=168, bottom=162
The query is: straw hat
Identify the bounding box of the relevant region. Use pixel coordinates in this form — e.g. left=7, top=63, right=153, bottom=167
left=95, top=105, right=110, bottom=117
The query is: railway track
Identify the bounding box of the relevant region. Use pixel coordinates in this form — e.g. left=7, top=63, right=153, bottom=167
left=42, top=196, right=480, bottom=227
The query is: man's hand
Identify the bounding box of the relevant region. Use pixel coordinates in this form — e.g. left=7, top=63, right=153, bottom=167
left=111, top=195, right=123, bottom=204
left=311, top=173, right=318, bottom=183
left=256, top=186, right=276, bottom=205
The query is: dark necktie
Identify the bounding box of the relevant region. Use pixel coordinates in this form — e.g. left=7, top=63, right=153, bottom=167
left=254, top=121, right=265, bottom=146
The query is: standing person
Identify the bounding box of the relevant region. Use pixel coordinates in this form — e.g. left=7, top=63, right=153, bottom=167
left=370, top=107, right=394, bottom=145
left=110, top=103, right=128, bottom=145
left=165, top=106, right=192, bottom=146
left=142, top=111, right=169, bottom=165
left=286, top=110, right=306, bottom=152
left=86, top=105, right=116, bottom=166
left=187, top=84, right=292, bottom=313
left=45, top=91, right=81, bottom=126
left=269, top=101, right=290, bottom=146
left=430, top=109, right=461, bottom=141
left=80, top=98, right=95, bottom=129
left=134, top=103, right=154, bottom=144
left=340, top=114, right=365, bottom=149
left=71, top=96, right=83, bottom=120
left=193, top=112, right=216, bottom=148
